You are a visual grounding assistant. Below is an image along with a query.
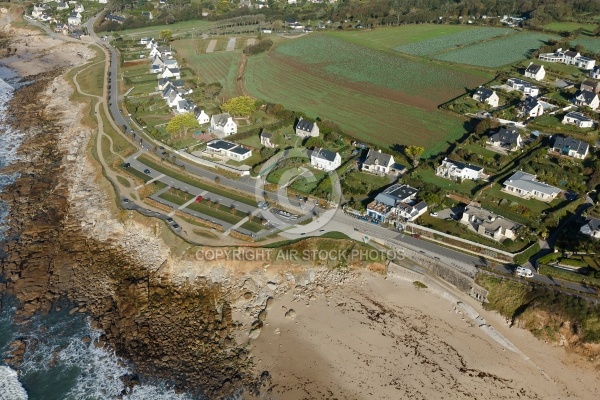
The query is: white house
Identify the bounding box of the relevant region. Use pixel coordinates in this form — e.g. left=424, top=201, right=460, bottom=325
left=161, top=67, right=181, bottom=80
left=519, top=96, right=544, bottom=118
left=98, top=0, right=108, bottom=4
left=310, top=148, right=341, bottom=171
left=146, top=39, right=158, bottom=50
left=506, top=78, right=540, bottom=97
left=367, top=184, right=427, bottom=223
left=503, top=171, right=561, bottom=202
left=74, top=3, right=84, bottom=12
left=590, top=66, right=600, bottom=80
left=163, top=59, right=179, bottom=70
left=539, top=48, right=596, bottom=70
left=550, top=136, right=590, bottom=159
left=561, top=111, right=594, bottom=128
left=573, top=90, right=600, bottom=110
left=175, top=99, right=195, bottom=114
left=67, top=11, right=81, bottom=25
left=295, top=117, right=319, bottom=138
left=139, top=37, right=152, bottom=45
left=206, top=140, right=252, bottom=161
left=166, top=92, right=184, bottom=108
left=32, top=3, right=50, bottom=18
left=436, top=158, right=487, bottom=181
left=472, top=87, right=499, bottom=107
left=196, top=109, right=210, bottom=125
left=56, top=2, right=69, bottom=10
left=580, top=217, right=600, bottom=239
left=488, top=127, right=522, bottom=150
left=362, top=149, right=395, bottom=175
left=260, top=131, right=276, bottom=148
left=524, top=63, right=545, bottom=81
left=460, top=205, right=519, bottom=241
left=210, top=113, right=237, bottom=137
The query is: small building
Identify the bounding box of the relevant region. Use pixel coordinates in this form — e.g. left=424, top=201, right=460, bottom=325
left=581, top=79, right=600, bottom=94
left=590, top=66, right=600, bottom=80
left=436, top=158, right=487, bottom=181
left=56, top=2, right=69, bottom=10
left=460, top=205, right=520, bottom=242
left=196, top=109, right=210, bottom=125
left=145, top=39, right=157, bottom=50
left=550, top=136, right=590, bottom=159
left=105, top=14, right=125, bottom=24
left=362, top=149, right=395, bottom=175
left=366, top=184, right=427, bottom=223
left=561, top=111, right=594, bottom=129
left=518, top=96, right=544, bottom=118
left=580, top=217, right=600, bottom=239
left=295, top=117, right=319, bottom=138
left=67, top=11, right=81, bottom=25
left=310, top=148, right=341, bottom=171
left=206, top=140, right=252, bottom=161
left=139, top=37, right=152, bottom=45
left=228, top=146, right=253, bottom=161
left=163, top=58, right=178, bottom=69
left=210, top=113, right=237, bottom=137
left=141, top=11, right=153, bottom=20
left=260, top=131, right=276, bottom=148
left=573, top=90, right=600, bottom=110
left=506, top=78, right=540, bottom=97
left=524, top=63, right=545, bottom=81
left=74, top=3, right=84, bottom=12
left=472, top=87, right=499, bottom=108
left=161, top=67, right=181, bottom=80
left=175, top=99, right=195, bottom=114
left=488, top=127, right=522, bottom=150
left=503, top=171, right=561, bottom=202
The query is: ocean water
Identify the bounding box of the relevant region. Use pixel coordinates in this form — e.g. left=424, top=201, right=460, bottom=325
left=0, top=68, right=195, bottom=400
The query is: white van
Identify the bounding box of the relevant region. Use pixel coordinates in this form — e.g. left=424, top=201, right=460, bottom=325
left=516, top=266, right=534, bottom=278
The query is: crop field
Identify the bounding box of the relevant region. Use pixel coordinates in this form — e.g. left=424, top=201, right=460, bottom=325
left=572, top=36, right=600, bottom=52
left=433, top=32, right=556, bottom=68
left=394, top=27, right=515, bottom=56
left=272, top=35, right=491, bottom=107
left=244, top=52, right=469, bottom=156
left=543, top=22, right=598, bottom=32
left=328, top=24, right=477, bottom=51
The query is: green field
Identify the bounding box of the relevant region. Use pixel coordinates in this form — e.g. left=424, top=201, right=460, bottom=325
left=395, top=27, right=515, bottom=56
left=117, top=20, right=214, bottom=39
left=572, top=36, right=600, bottom=52
left=543, top=22, right=598, bottom=32
left=434, top=32, right=556, bottom=68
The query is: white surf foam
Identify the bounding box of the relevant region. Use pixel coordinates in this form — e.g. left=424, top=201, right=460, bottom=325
left=0, top=366, right=28, bottom=400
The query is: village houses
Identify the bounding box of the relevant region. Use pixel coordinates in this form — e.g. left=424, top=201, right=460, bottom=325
left=366, top=184, right=427, bottom=223
left=196, top=110, right=210, bottom=125
left=538, top=48, right=596, bottom=70
left=295, top=118, right=319, bottom=138
left=550, top=136, right=590, bottom=159
left=210, top=113, right=238, bottom=137
left=506, top=78, right=540, bottom=97
left=573, top=90, right=600, bottom=110
left=260, top=132, right=276, bottom=148
left=205, top=140, right=252, bottom=162
left=310, top=148, right=341, bottom=171
left=518, top=96, right=544, bottom=118
left=472, top=87, right=499, bottom=108
left=362, top=149, right=395, bottom=175
left=503, top=171, right=561, bottom=202
left=524, top=63, right=545, bottom=81
left=580, top=217, right=600, bottom=239
left=436, top=158, right=487, bottom=181
left=460, top=204, right=520, bottom=242
left=488, top=127, right=522, bottom=150
left=562, top=111, right=594, bottom=128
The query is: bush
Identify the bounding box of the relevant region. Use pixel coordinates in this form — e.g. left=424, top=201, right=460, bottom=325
left=243, top=39, right=273, bottom=55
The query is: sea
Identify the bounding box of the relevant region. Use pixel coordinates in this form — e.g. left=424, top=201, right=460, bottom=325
left=0, top=67, right=194, bottom=399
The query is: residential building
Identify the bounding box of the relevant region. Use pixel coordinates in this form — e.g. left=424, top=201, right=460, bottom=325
left=460, top=205, right=520, bottom=241
left=524, top=63, right=545, bottom=81
left=161, top=67, right=180, bottom=79
left=163, top=59, right=179, bottom=70
left=503, top=171, right=561, bottom=202
left=472, top=87, right=499, bottom=107
left=310, top=148, right=341, bottom=171
left=550, top=136, right=590, bottom=159
left=581, top=79, right=600, bottom=94
left=366, top=184, right=427, bottom=223
left=210, top=113, right=237, bottom=137
left=362, top=149, right=395, bottom=175
left=32, top=4, right=50, bottom=19
left=580, top=217, right=600, bottom=239
left=206, top=140, right=252, bottom=161
left=488, top=127, right=522, bottom=150
left=56, top=2, right=69, bottom=10
left=573, top=90, right=600, bottom=110
left=74, top=3, right=84, bottom=12
left=436, top=158, right=487, bottom=181
left=518, top=96, right=544, bottom=118
left=590, top=66, right=600, bottom=80
left=141, top=11, right=153, bottom=20
left=166, top=91, right=183, bottom=108
left=105, top=14, right=125, bottom=24
left=538, top=48, right=596, bottom=70
left=139, top=37, right=152, bottom=45
left=506, top=78, right=540, bottom=97
left=145, top=39, right=157, bottom=50
left=196, top=109, right=210, bottom=125
left=98, top=0, right=108, bottom=4
left=295, top=117, right=319, bottom=138
left=67, top=11, right=81, bottom=25
left=561, top=111, right=594, bottom=129
left=175, top=99, right=195, bottom=114
left=157, top=78, right=171, bottom=91
left=260, top=132, right=276, bottom=148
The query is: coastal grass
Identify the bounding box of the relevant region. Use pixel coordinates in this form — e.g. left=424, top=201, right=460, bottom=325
left=138, top=154, right=258, bottom=206
left=116, top=175, right=131, bottom=188
left=475, top=274, right=529, bottom=316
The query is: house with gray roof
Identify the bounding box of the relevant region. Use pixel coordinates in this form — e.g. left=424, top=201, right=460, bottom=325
left=503, top=171, right=561, bottom=202
left=310, top=148, right=341, bottom=171
left=581, top=79, right=600, bottom=94
left=524, top=63, right=545, bottom=81
left=580, top=217, right=600, bottom=239
left=436, top=158, right=487, bottom=181
left=506, top=78, right=540, bottom=97
left=366, top=184, right=427, bottom=223
left=461, top=205, right=520, bottom=241
left=518, top=96, right=544, bottom=118
left=210, top=113, right=237, bottom=137
left=362, top=149, right=395, bottom=175
left=562, top=111, right=595, bottom=128
left=260, top=131, right=276, bottom=148
left=573, top=90, right=600, bottom=110
left=472, top=87, right=499, bottom=107
left=295, top=117, right=319, bottom=138
left=550, top=136, right=590, bottom=159
left=590, top=66, right=600, bottom=80
left=488, top=127, right=522, bottom=150
left=206, top=139, right=252, bottom=161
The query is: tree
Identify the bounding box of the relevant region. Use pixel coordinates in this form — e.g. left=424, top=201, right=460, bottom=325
left=405, top=146, right=425, bottom=168
left=305, top=137, right=325, bottom=149
left=221, top=95, right=257, bottom=116
left=159, top=29, right=172, bottom=42
left=166, top=113, right=199, bottom=137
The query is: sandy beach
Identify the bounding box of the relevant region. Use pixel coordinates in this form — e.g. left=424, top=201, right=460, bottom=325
left=251, top=270, right=600, bottom=399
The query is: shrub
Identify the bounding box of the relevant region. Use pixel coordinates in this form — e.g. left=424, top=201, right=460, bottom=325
left=243, top=39, right=273, bottom=55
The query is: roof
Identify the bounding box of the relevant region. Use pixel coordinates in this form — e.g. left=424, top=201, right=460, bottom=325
left=584, top=217, right=600, bottom=232
left=296, top=117, right=315, bottom=132
left=212, top=113, right=232, bottom=127
left=441, top=158, right=483, bottom=172
left=207, top=140, right=236, bottom=151
left=464, top=205, right=519, bottom=232
left=489, top=127, right=520, bottom=145
left=374, top=184, right=418, bottom=207
left=504, top=171, right=561, bottom=196
left=171, top=79, right=185, bottom=87
left=230, top=146, right=251, bottom=155
left=507, top=78, right=538, bottom=90
left=581, top=79, right=599, bottom=89
left=520, top=96, right=541, bottom=112
left=312, top=148, right=338, bottom=162
left=575, top=90, right=598, bottom=104
left=261, top=132, right=272, bottom=138
left=166, top=67, right=180, bottom=74
left=106, top=13, right=125, bottom=21
left=526, top=63, right=542, bottom=74
left=552, top=135, right=589, bottom=156
left=364, top=149, right=393, bottom=167
left=564, top=50, right=579, bottom=57
left=563, top=111, right=592, bottom=123
left=474, top=86, right=495, bottom=99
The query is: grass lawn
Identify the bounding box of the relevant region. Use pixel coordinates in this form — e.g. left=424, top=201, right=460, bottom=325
left=414, top=169, right=479, bottom=196
left=462, top=143, right=498, bottom=159
left=341, top=170, right=390, bottom=199
left=524, top=59, right=583, bottom=77
left=77, top=59, right=106, bottom=98
left=290, top=170, right=327, bottom=194
left=543, top=22, right=598, bottom=32
left=484, top=183, right=559, bottom=213
left=159, top=190, right=246, bottom=226
left=475, top=275, right=529, bottom=316
left=138, top=155, right=258, bottom=206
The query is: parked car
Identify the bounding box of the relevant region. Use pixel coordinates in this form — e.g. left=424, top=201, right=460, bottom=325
left=412, top=234, right=421, bottom=239
left=123, top=162, right=130, bottom=168
left=516, top=266, right=533, bottom=278
left=430, top=212, right=438, bottom=217
left=143, top=169, right=151, bottom=174
left=196, top=195, right=203, bottom=202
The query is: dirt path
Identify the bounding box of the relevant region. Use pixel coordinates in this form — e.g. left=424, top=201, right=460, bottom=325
left=226, top=37, right=236, bottom=51
left=236, top=53, right=248, bottom=96
left=205, top=39, right=217, bottom=53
